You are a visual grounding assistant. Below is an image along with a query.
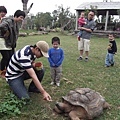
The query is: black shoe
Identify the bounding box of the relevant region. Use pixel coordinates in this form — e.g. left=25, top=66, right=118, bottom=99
left=111, top=63, right=114, bottom=66
left=77, top=57, right=83, bottom=61
left=28, top=89, right=40, bottom=93
left=104, top=65, right=110, bottom=67
left=85, top=58, right=88, bottom=62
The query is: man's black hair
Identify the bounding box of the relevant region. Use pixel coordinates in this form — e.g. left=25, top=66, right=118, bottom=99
left=52, top=37, right=60, bottom=44
left=89, top=10, right=95, bottom=15
left=14, top=10, right=26, bottom=18
left=0, top=6, right=7, bottom=13
left=32, top=44, right=37, bottom=48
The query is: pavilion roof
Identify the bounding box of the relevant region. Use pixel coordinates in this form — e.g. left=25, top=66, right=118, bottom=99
left=75, top=2, right=120, bottom=10
left=75, top=2, right=120, bottom=15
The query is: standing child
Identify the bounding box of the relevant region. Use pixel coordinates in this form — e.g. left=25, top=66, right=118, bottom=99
left=105, top=33, right=117, bottom=67
left=77, top=12, right=86, bottom=40
left=48, top=37, right=64, bottom=86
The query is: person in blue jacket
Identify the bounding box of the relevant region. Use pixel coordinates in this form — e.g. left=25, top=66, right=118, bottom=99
left=48, top=37, right=64, bottom=86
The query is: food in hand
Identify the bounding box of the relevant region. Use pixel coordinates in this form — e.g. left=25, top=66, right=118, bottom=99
left=35, top=62, right=43, bottom=70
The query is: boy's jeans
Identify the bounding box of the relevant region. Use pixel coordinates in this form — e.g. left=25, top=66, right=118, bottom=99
left=7, top=69, right=44, bottom=99
left=105, top=52, right=114, bottom=66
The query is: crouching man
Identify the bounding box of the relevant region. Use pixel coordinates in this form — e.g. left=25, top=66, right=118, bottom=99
left=5, top=41, right=52, bottom=101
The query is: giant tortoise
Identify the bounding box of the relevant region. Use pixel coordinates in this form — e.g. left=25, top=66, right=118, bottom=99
left=54, top=88, right=110, bottom=120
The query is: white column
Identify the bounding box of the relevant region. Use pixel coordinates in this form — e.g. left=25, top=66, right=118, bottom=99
left=75, top=11, right=79, bottom=30
left=105, top=10, right=109, bottom=31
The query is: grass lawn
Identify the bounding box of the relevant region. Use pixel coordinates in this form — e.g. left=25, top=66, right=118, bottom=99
left=0, top=32, right=120, bottom=120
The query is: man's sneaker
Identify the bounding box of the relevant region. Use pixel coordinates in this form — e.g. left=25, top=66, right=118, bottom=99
left=77, top=57, right=83, bottom=61
left=56, top=83, right=60, bottom=87
left=85, top=58, right=88, bottom=62
left=50, top=82, right=55, bottom=85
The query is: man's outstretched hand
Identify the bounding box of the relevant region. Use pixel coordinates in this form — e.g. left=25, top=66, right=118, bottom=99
left=43, top=91, right=52, bottom=101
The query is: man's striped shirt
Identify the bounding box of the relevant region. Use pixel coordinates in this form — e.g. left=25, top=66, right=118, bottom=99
left=6, top=45, right=36, bottom=80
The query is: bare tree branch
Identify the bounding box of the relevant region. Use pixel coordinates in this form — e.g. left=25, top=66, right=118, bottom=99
left=27, top=3, right=33, bottom=14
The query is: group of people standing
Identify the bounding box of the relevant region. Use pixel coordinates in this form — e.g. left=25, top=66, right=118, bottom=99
left=0, top=6, right=25, bottom=78
left=0, top=6, right=117, bottom=103
left=77, top=10, right=117, bottom=66
left=0, top=6, right=64, bottom=102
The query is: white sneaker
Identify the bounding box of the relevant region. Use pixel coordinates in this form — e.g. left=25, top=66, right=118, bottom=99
left=50, top=82, right=54, bottom=85
left=56, top=83, right=60, bottom=87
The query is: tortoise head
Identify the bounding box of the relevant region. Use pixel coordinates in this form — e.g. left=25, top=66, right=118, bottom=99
left=54, top=101, right=73, bottom=114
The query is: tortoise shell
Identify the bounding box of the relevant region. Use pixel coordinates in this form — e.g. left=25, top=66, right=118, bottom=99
left=62, top=88, right=106, bottom=119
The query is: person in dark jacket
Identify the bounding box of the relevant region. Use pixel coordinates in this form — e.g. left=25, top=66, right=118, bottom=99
left=105, top=33, right=117, bottom=67
left=0, top=6, right=7, bottom=76
left=0, top=10, right=25, bottom=78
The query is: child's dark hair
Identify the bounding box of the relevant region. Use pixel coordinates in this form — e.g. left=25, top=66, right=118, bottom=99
left=108, top=33, right=115, bottom=37
left=0, top=6, right=7, bottom=13
left=52, top=37, right=60, bottom=44
left=14, top=10, right=26, bottom=18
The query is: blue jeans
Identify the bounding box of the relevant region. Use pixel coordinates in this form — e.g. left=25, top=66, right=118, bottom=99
left=7, top=68, right=44, bottom=99
left=78, top=30, right=83, bottom=37
left=105, top=52, right=114, bottom=66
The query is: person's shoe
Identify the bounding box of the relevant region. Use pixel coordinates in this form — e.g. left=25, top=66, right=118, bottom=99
left=56, top=83, right=60, bottom=87
left=104, top=65, right=110, bottom=67
left=85, top=58, right=88, bottom=62
left=77, top=57, right=83, bottom=61
left=28, top=89, right=40, bottom=93
left=50, top=82, right=55, bottom=85
left=111, top=63, right=114, bottom=66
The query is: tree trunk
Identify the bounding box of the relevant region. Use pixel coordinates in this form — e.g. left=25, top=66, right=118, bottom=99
left=61, top=19, right=73, bottom=33
left=21, top=0, right=33, bottom=29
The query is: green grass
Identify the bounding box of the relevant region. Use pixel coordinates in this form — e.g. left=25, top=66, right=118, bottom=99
left=0, top=32, right=120, bottom=120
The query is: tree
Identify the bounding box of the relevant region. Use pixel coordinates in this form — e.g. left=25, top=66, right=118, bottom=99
left=21, top=0, right=33, bottom=29
left=27, top=14, right=35, bottom=29
left=34, top=12, right=53, bottom=30
left=53, top=5, right=75, bottom=32
left=52, top=10, right=58, bottom=28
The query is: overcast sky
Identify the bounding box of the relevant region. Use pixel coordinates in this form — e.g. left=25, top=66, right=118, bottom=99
left=0, top=0, right=120, bottom=16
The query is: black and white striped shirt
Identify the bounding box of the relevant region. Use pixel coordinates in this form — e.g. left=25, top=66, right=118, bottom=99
left=6, top=45, right=36, bottom=80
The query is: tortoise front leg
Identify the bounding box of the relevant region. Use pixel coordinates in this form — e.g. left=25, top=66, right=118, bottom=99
left=69, top=107, right=87, bottom=120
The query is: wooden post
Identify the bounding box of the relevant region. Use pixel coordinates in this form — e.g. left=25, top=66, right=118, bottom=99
left=75, top=11, right=78, bottom=30
left=105, top=10, right=109, bottom=31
